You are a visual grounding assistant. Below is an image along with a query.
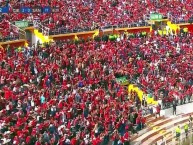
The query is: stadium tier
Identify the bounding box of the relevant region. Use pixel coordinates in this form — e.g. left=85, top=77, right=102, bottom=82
left=1, top=0, right=193, bottom=39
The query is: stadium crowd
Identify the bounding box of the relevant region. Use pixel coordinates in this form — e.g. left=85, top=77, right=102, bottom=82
left=1, top=0, right=193, bottom=39
left=0, top=19, right=19, bottom=41
left=128, top=31, right=193, bottom=108
left=0, top=36, right=150, bottom=144
left=1, top=27, right=193, bottom=144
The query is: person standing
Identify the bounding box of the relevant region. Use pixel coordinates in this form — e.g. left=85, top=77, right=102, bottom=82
left=173, top=102, right=177, bottom=115
left=156, top=104, right=161, bottom=118
left=123, top=131, right=130, bottom=145
left=189, top=115, right=193, bottom=132
left=184, top=123, right=189, bottom=138
left=175, top=126, right=181, bottom=140
left=157, top=136, right=166, bottom=145
left=189, top=115, right=193, bottom=122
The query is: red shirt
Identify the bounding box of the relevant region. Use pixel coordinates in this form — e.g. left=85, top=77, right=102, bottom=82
left=4, top=89, right=11, bottom=100
left=26, top=136, right=31, bottom=144
left=35, top=141, right=41, bottom=145
left=156, top=106, right=160, bottom=113
left=71, top=138, right=77, bottom=145
left=136, top=117, right=140, bottom=124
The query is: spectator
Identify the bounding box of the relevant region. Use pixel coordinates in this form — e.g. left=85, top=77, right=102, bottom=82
left=157, top=136, right=166, bottom=145
left=4, top=0, right=193, bottom=41
left=175, top=126, right=181, bottom=140
left=136, top=115, right=141, bottom=131
left=189, top=115, right=193, bottom=122
left=173, top=102, right=177, bottom=115
left=2, top=24, right=193, bottom=144
left=155, top=104, right=161, bottom=118
left=184, top=123, right=189, bottom=138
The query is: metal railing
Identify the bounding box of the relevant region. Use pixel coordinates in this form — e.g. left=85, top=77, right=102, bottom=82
left=0, top=22, right=26, bottom=42
left=3, top=14, right=191, bottom=40
left=28, top=21, right=34, bottom=27
left=48, top=21, right=150, bottom=36
left=129, top=77, right=154, bottom=95
left=48, top=26, right=95, bottom=35
left=0, top=35, right=20, bottom=42
left=33, top=20, right=50, bottom=36
left=1, top=19, right=150, bottom=39
left=169, top=15, right=190, bottom=24
left=9, top=22, right=26, bottom=40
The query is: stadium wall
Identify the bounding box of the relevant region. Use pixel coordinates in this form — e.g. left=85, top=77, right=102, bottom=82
left=179, top=23, right=193, bottom=32
left=160, top=102, right=193, bottom=117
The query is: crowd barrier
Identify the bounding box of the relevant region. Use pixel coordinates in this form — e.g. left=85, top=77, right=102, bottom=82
left=0, top=39, right=27, bottom=48
left=48, top=26, right=151, bottom=41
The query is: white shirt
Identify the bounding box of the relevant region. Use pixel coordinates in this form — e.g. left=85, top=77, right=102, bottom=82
left=31, top=100, right=35, bottom=107
left=157, top=138, right=166, bottom=145
left=6, top=105, right=10, bottom=110
left=72, top=89, right=77, bottom=95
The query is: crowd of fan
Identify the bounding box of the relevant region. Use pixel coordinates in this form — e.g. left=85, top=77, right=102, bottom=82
left=1, top=27, right=193, bottom=144
left=1, top=0, right=193, bottom=39
left=135, top=30, right=193, bottom=108
left=0, top=19, right=19, bottom=42
left=0, top=36, right=150, bottom=144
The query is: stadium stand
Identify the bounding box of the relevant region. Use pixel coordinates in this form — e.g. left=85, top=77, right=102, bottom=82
left=1, top=0, right=193, bottom=39
left=1, top=31, right=193, bottom=144
left=0, top=38, right=147, bottom=145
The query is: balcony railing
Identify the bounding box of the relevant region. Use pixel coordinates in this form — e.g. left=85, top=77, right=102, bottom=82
left=0, top=22, right=26, bottom=42
left=33, top=21, right=50, bottom=36
left=48, top=21, right=150, bottom=35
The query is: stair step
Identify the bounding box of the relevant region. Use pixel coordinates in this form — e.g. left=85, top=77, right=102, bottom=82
left=131, top=112, right=193, bottom=145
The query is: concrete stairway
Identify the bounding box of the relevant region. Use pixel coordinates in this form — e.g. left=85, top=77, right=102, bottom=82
left=130, top=112, right=193, bottom=145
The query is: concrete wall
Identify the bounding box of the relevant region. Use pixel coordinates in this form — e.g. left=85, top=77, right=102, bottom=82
left=161, top=102, right=193, bottom=117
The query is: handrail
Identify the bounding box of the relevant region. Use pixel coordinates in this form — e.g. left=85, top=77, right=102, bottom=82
left=129, top=77, right=154, bottom=95
left=9, top=21, right=26, bottom=39
left=134, top=112, right=193, bottom=145
left=48, top=22, right=150, bottom=36
left=33, top=21, right=50, bottom=36
left=169, top=15, right=189, bottom=24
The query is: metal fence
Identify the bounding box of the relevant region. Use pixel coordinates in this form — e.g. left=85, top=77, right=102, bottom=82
left=33, top=21, right=50, bottom=36
left=26, top=15, right=190, bottom=36
left=48, top=21, right=150, bottom=35
left=0, top=22, right=26, bottom=42
left=0, top=35, right=19, bottom=42
left=10, top=22, right=26, bottom=39
left=48, top=27, right=95, bottom=35
left=169, top=15, right=190, bottom=24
